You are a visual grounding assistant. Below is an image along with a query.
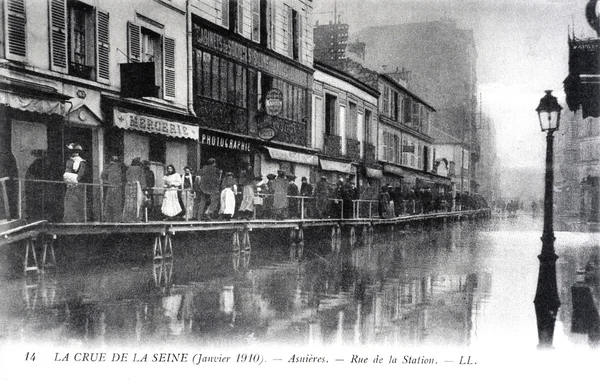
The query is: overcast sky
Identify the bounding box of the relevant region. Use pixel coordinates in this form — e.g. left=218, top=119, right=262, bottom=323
left=314, top=0, right=597, bottom=171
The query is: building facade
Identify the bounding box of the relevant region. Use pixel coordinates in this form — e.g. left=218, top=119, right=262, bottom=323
left=312, top=61, right=379, bottom=196
left=190, top=0, right=316, bottom=181
left=375, top=75, right=449, bottom=194
left=0, top=0, right=190, bottom=221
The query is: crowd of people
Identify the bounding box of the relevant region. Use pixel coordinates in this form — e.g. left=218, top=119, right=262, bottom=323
left=101, top=157, right=489, bottom=222
left=22, top=148, right=488, bottom=223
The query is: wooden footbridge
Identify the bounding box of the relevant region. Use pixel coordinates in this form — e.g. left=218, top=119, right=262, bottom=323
left=1, top=209, right=491, bottom=274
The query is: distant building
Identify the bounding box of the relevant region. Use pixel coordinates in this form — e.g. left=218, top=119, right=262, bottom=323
left=314, top=20, right=349, bottom=62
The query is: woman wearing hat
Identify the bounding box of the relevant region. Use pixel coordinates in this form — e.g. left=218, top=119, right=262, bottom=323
left=63, top=143, right=86, bottom=222
left=161, top=164, right=183, bottom=220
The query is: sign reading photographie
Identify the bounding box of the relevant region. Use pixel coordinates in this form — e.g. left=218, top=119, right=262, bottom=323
left=264, top=89, right=283, bottom=116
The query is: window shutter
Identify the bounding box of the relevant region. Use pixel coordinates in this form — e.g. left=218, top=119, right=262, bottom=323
left=297, top=11, right=302, bottom=62
left=127, top=22, right=141, bottom=62
left=282, top=4, right=289, bottom=54
left=237, top=0, right=243, bottom=34
left=96, top=9, right=110, bottom=84
left=48, top=0, right=67, bottom=72
left=221, top=0, right=230, bottom=29
left=5, top=0, right=27, bottom=61
left=251, top=0, right=259, bottom=42
left=286, top=6, right=293, bottom=57
left=163, top=36, right=176, bottom=100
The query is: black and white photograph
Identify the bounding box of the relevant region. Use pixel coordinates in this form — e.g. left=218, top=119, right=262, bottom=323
left=0, top=0, right=599, bottom=378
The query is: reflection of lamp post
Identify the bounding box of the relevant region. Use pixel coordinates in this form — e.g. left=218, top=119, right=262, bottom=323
left=533, top=90, right=562, bottom=348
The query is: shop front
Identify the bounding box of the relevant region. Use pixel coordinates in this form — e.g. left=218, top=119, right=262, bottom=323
left=109, top=106, right=200, bottom=187
left=192, top=20, right=313, bottom=158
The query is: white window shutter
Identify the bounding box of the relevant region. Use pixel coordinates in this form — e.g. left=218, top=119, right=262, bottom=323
left=96, top=9, right=110, bottom=84
left=127, top=22, right=141, bottom=62
left=5, top=0, right=27, bottom=62
left=163, top=36, right=176, bottom=100
left=48, top=0, right=68, bottom=72
left=237, top=0, right=243, bottom=34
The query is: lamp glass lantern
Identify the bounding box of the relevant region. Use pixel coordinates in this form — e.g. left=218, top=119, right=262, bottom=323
left=535, top=90, right=562, bottom=132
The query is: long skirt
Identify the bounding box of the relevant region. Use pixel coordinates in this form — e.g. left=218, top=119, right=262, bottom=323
left=104, top=186, right=123, bottom=222
left=162, top=188, right=182, bottom=217
left=123, top=182, right=144, bottom=222
left=238, top=184, right=254, bottom=213
left=183, top=190, right=195, bottom=220
left=219, top=188, right=235, bottom=216
left=63, top=184, right=85, bottom=222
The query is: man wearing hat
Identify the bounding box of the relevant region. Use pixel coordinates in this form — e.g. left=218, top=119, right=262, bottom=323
left=287, top=174, right=299, bottom=218
left=63, top=143, right=86, bottom=222
left=272, top=170, right=288, bottom=219
left=196, top=158, right=221, bottom=220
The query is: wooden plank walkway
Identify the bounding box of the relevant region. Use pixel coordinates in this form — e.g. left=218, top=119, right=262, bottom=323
left=1, top=209, right=491, bottom=273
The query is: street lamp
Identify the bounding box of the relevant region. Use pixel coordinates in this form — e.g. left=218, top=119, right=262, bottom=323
left=533, top=90, right=562, bottom=348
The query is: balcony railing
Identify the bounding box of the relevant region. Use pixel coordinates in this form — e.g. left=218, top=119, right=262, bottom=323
left=346, top=138, right=361, bottom=161
left=323, top=135, right=342, bottom=157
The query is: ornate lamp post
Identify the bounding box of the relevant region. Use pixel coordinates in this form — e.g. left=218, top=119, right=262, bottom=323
left=533, top=90, right=562, bottom=348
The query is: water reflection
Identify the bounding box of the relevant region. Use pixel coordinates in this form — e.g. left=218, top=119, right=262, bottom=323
left=0, top=216, right=597, bottom=349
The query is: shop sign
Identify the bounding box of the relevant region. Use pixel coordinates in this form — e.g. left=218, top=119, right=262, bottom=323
left=265, top=89, right=283, bottom=116
left=113, top=109, right=199, bottom=140
left=258, top=127, right=276, bottom=141
left=200, top=133, right=251, bottom=151
left=402, top=145, right=415, bottom=153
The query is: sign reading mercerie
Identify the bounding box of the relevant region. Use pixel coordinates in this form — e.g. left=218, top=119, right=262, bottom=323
left=114, top=109, right=199, bottom=140
left=265, top=88, right=283, bottom=116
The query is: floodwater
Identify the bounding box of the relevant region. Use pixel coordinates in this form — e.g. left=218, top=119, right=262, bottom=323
left=0, top=215, right=598, bottom=351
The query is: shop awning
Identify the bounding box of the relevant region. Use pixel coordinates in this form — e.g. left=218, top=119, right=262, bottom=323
left=365, top=167, right=383, bottom=178
left=113, top=108, right=199, bottom=140
left=320, top=159, right=353, bottom=174
left=0, top=91, right=66, bottom=116
left=267, top=147, right=318, bottom=166
left=383, top=164, right=404, bottom=177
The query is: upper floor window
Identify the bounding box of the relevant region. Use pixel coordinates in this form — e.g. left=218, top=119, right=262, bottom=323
left=222, top=0, right=244, bottom=35
left=284, top=4, right=301, bottom=61
left=402, top=97, right=412, bottom=124
left=382, top=86, right=390, bottom=115
left=347, top=102, right=358, bottom=140
left=364, top=109, right=372, bottom=144
left=49, top=0, right=110, bottom=83
left=127, top=20, right=175, bottom=100
left=392, top=91, right=399, bottom=121
left=325, top=94, right=337, bottom=136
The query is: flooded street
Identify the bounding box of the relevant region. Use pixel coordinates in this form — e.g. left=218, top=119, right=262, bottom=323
left=0, top=215, right=598, bottom=351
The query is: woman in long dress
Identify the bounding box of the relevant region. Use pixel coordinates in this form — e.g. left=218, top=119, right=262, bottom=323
left=161, top=164, right=182, bottom=220
left=219, top=172, right=237, bottom=221
left=237, top=166, right=255, bottom=220
left=63, top=143, right=86, bottom=223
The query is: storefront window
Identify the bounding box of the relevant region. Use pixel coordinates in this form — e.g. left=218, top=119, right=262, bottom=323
left=149, top=135, right=166, bottom=164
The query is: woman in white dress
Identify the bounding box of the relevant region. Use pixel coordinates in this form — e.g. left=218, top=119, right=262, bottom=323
left=219, top=172, right=237, bottom=221
left=161, top=164, right=182, bottom=220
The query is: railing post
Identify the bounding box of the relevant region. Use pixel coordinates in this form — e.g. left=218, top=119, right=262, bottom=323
left=18, top=178, right=23, bottom=220
left=83, top=183, right=87, bottom=223
left=369, top=201, right=373, bottom=219
left=301, top=197, right=305, bottom=220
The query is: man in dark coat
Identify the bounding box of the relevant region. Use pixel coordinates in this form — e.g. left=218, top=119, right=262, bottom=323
left=196, top=158, right=221, bottom=220
left=300, top=177, right=313, bottom=218
left=287, top=175, right=299, bottom=218
left=272, top=170, right=289, bottom=219
left=314, top=176, right=329, bottom=219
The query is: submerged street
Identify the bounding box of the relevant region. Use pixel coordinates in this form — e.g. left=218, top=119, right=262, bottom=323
left=1, top=215, right=598, bottom=350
